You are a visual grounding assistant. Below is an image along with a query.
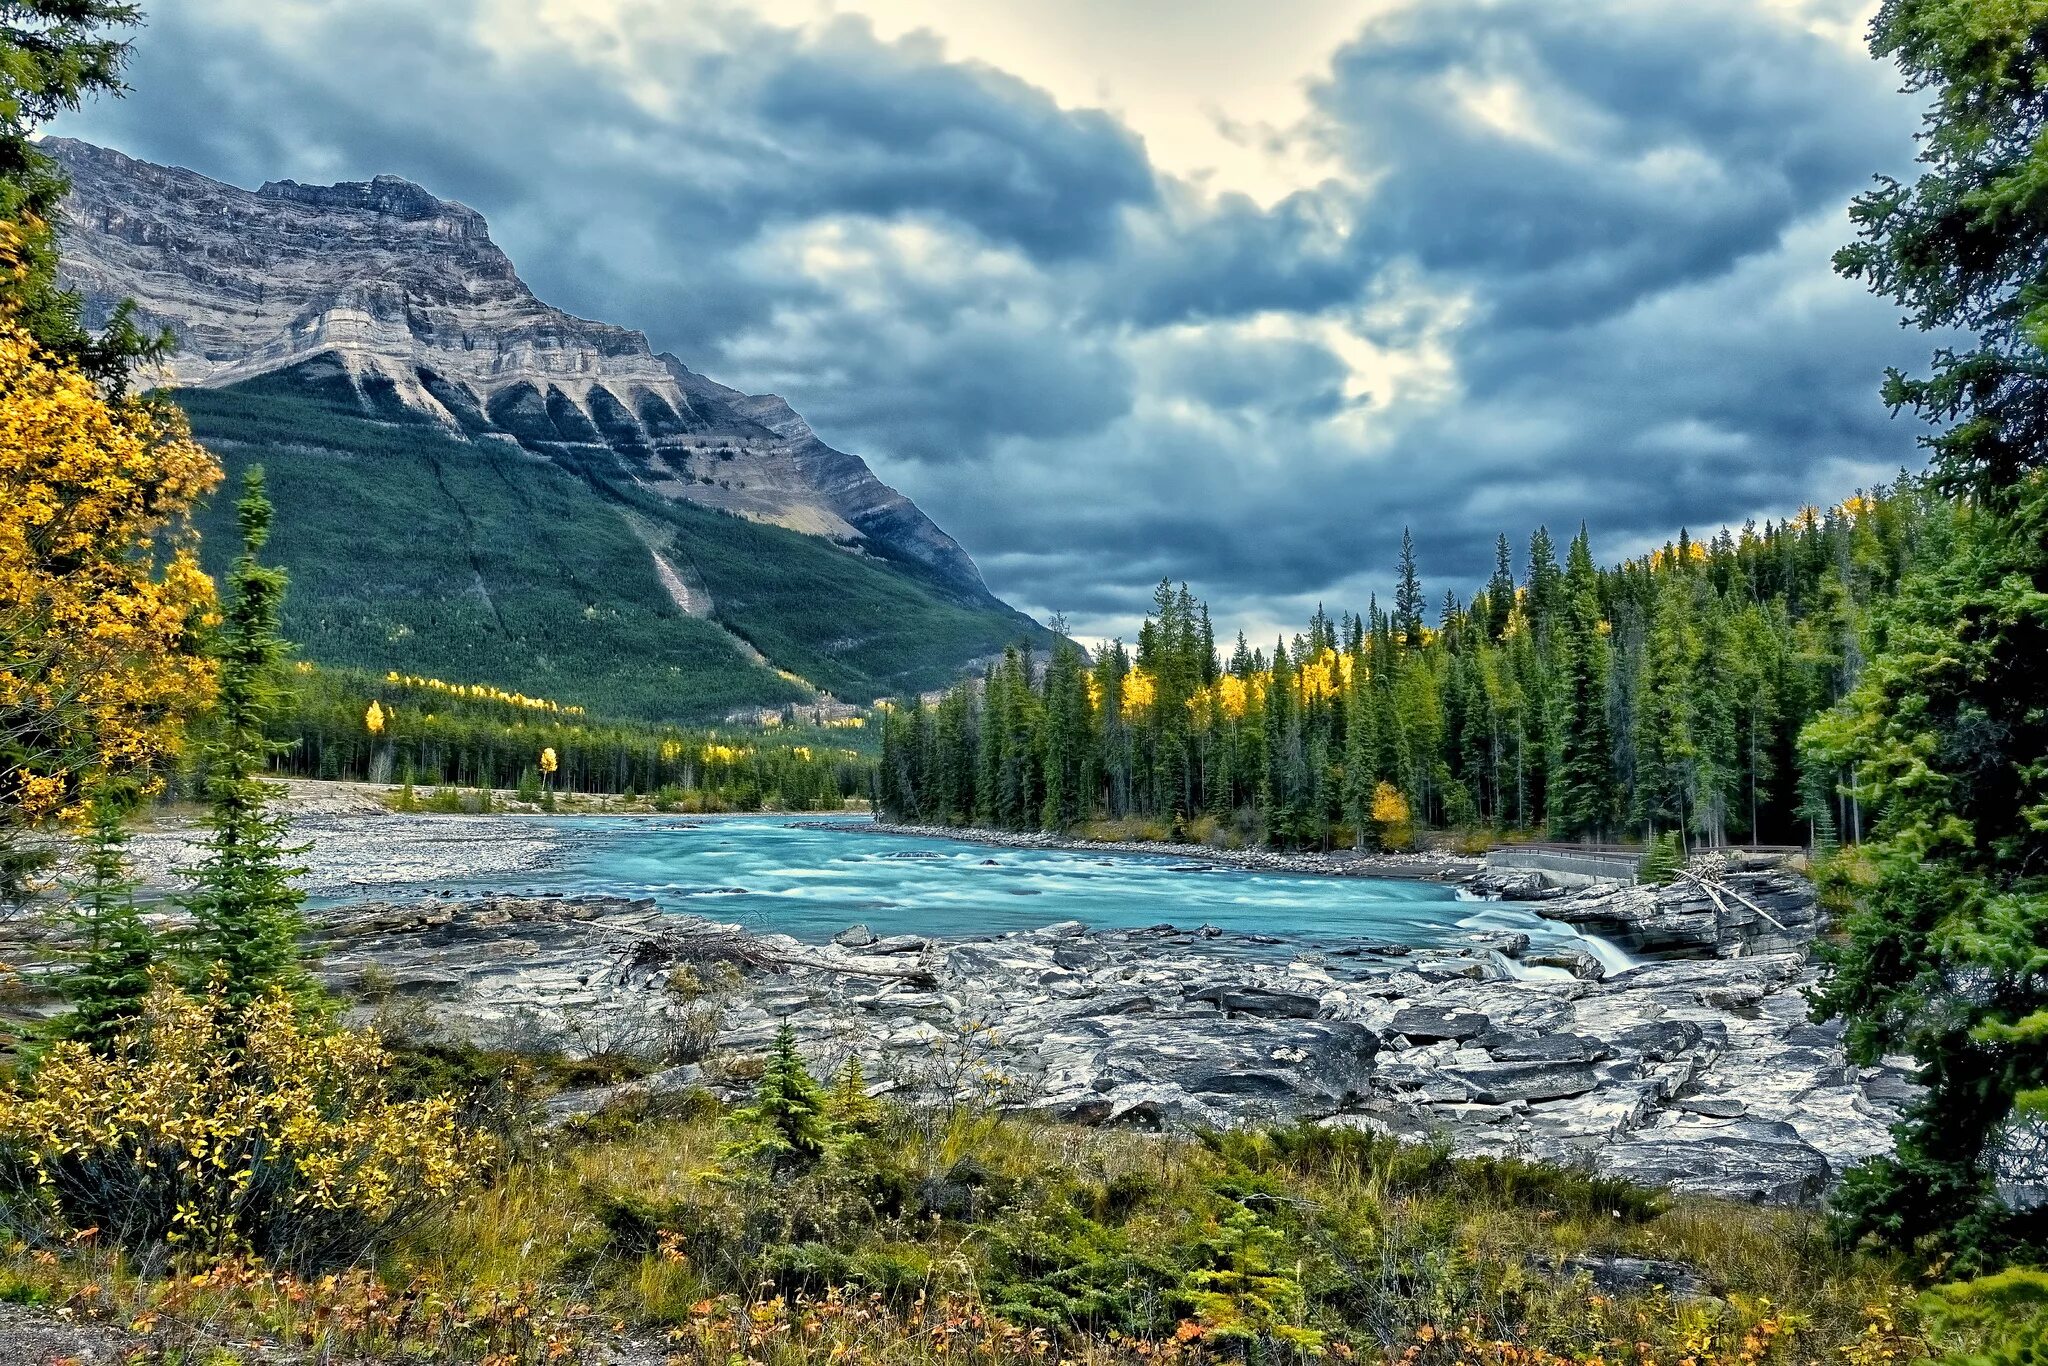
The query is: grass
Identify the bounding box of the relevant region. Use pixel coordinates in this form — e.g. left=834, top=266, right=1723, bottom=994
left=0, top=1075, right=1942, bottom=1366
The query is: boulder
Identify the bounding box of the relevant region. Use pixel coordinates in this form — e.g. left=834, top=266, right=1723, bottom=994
left=1606, top=1019, right=1704, bottom=1062
left=1488, top=1033, right=1608, bottom=1064
left=1598, top=1120, right=1830, bottom=1204
left=1468, top=931, right=1533, bottom=956
left=1389, top=1006, right=1491, bottom=1042
left=1560, top=1254, right=1712, bottom=1300
left=1186, top=983, right=1323, bottom=1019
left=1522, top=948, right=1608, bottom=981
left=868, top=934, right=932, bottom=955
left=1445, top=1060, right=1599, bottom=1104
left=832, top=924, right=879, bottom=948
left=1414, top=957, right=1494, bottom=983
left=1699, top=981, right=1766, bottom=1013
left=1482, top=870, right=1564, bottom=901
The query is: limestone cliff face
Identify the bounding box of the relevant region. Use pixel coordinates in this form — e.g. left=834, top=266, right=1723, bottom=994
left=49, top=137, right=990, bottom=597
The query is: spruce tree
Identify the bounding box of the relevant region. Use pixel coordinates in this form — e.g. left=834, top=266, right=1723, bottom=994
left=0, top=2, right=165, bottom=383
left=1393, top=528, right=1425, bottom=646
left=728, top=1022, right=841, bottom=1171
left=1632, top=569, right=1702, bottom=845
left=182, top=469, right=315, bottom=1010
left=1525, top=526, right=1564, bottom=643
left=1486, top=533, right=1516, bottom=641
left=1808, top=0, right=2048, bottom=1270
left=1548, top=529, right=1614, bottom=839
left=53, top=783, right=155, bottom=1051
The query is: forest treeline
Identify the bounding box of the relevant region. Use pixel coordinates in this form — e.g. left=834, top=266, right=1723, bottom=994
left=879, top=485, right=1937, bottom=850
left=269, top=666, right=872, bottom=811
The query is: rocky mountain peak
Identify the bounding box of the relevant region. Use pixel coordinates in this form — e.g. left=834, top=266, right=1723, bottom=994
left=255, top=173, right=491, bottom=239
left=49, top=137, right=993, bottom=599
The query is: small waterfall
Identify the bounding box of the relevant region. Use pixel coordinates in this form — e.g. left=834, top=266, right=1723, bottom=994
left=1576, top=929, right=1639, bottom=975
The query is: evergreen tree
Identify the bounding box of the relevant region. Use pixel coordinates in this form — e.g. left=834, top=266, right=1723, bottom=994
left=53, top=783, right=155, bottom=1051
left=1039, top=639, right=1091, bottom=830
left=1809, top=0, right=2048, bottom=1270
left=0, top=2, right=164, bottom=383
left=1393, top=528, right=1425, bottom=645
left=1637, top=830, right=1685, bottom=887
left=728, top=1022, right=841, bottom=1171
left=1548, top=528, right=1613, bottom=839
left=1485, top=533, right=1516, bottom=640
left=182, top=469, right=314, bottom=1010
left=1526, top=526, right=1564, bottom=643
left=828, top=1053, right=883, bottom=1132
left=871, top=487, right=1934, bottom=862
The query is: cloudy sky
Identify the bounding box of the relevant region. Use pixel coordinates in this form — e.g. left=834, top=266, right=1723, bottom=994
left=60, top=0, right=1934, bottom=642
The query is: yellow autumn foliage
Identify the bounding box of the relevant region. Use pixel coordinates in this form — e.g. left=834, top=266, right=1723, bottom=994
left=381, top=671, right=586, bottom=716
left=0, top=977, right=492, bottom=1267
left=1648, top=540, right=1709, bottom=571
left=1371, top=781, right=1414, bottom=851
left=1215, top=674, right=1250, bottom=720
left=0, top=315, right=220, bottom=823
left=364, top=700, right=386, bottom=735
left=1120, top=666, right=1157, bottom=719
left=1296, top=647, right=1341, bottom=705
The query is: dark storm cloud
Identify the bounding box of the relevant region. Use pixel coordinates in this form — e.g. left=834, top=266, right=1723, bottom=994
left=1314, top=0, right=1910, bottom=329
left=747, top=27, right=1158, bottom=259
left=1147, top=329, right=1351, bottom=425
left=60, top=0, right=1937, bottom=640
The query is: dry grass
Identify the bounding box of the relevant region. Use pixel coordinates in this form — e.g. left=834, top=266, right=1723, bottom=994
left=0, top=1098, right=1948, bottom=1366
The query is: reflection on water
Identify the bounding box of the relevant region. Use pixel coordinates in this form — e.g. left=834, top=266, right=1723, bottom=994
left=321, top=814, right=1626, bottom=965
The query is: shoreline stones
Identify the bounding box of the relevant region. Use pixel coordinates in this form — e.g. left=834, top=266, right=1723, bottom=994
left=313, top=874, right=1910, bottom=1207
left=1470, top=865, right=1822, bottom=960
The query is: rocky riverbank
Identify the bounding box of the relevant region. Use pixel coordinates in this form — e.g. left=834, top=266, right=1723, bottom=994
left=122, top=780, right=573, bottom=898
left=317, top=873, right=1908, bottom=1208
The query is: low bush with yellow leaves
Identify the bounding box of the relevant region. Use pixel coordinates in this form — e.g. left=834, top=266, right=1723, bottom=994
left=0, top=976, right=493, bottom=1271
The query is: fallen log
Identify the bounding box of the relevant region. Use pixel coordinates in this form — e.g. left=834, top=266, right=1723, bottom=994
left=1679, top=870, right=1791, bottom=934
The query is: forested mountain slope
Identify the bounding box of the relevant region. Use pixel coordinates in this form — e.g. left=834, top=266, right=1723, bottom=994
left=51, top=137, right=1048, bottom=721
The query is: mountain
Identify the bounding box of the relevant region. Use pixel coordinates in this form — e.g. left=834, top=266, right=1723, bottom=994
left=48, top=137, right=1047, bottom=721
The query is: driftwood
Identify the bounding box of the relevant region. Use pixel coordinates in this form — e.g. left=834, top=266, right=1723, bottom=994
left=1679, top=870, right=1791, bottom=934
left=605, top=917, right=939, bottom=987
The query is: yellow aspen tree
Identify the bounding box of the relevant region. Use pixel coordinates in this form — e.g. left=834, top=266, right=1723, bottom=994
left=1370, top=781, right=1414, bottom=852
left=0, top=312, right=220, bottom=851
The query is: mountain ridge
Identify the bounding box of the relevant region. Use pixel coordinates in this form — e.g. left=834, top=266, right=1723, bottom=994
left=47, top=136, right=1049, bottom=723
left=47, top=135, right=993, bottom=599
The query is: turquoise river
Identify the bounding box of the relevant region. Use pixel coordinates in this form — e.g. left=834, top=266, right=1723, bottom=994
left=366, top=815, right=1632, bottom=971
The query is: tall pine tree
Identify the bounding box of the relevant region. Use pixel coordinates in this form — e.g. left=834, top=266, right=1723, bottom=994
left=1808, top=0, right=2048, bottom=1270
left=182, top=469, right=315, bottom=1010
left=1548, top=529, right=1614, bottom=840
